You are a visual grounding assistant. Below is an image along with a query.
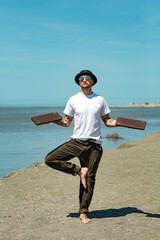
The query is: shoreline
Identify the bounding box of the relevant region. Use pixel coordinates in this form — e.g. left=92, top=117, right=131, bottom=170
left=1, top=130, right=160, bottom=179
left=110, top=103, right=160, bottom=108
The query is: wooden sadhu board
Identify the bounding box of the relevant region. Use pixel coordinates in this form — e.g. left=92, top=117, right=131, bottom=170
left=31, top=112, right=62, bottom=125
left=116, top=117, right=147, bottom=130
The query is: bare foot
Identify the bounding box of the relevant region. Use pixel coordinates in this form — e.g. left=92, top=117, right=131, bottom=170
left=80, top=213, right=91, bottom=224
left=77, top=167, right=88, bottom=189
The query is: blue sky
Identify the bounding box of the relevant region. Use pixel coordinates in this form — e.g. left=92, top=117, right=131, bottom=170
left=0, top=0, right=160, bottom=106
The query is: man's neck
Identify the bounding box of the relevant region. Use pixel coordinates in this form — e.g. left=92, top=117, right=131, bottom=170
left=81, top=88, right=93, bottom=96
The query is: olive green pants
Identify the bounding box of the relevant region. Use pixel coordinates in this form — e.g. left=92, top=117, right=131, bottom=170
left=45, top=138, right=103, bottom=214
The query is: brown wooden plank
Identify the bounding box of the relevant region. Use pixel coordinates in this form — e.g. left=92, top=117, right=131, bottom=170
left=31, top=112, right=62, bottom=125
left=116, top=117, right=147, bottom=130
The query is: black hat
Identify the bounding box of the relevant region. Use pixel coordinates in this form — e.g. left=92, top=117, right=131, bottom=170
left=75, top=70, right=97, bottom=86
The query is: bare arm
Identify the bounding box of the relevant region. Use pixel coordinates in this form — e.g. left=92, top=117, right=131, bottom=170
left=54, top=115, right=73, bottom=127
left=101, top=114, right=117, bottom=127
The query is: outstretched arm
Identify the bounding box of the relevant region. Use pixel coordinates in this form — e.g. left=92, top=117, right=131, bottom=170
left=101, top=114, right=117, bottom=127
left=54, top=115, right=73, bottom=127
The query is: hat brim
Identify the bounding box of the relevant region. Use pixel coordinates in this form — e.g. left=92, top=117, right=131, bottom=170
left=75, top=72, right=97, bottom=86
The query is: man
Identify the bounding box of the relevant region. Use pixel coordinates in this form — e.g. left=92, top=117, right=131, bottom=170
left=45, top=70, right=116, bottom=223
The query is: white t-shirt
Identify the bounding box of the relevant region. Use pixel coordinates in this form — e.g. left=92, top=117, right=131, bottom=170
left=64, top=92, right=110, bottom=144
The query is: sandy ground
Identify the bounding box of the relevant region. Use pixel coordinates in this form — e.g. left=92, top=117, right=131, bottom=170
left=0, top=131, right=160, bottom=240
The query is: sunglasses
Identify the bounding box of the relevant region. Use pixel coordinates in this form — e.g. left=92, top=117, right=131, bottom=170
left=78, top=76, right=91, bottom=81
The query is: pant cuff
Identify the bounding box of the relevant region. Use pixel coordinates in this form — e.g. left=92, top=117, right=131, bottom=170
left=79, top=208, right=89, bottom=214
left=72, top=165, right=81, bottom=176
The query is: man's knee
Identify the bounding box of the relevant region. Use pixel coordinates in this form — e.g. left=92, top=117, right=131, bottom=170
left=45, top=154, right=55, bottom=166
left=45, top=153, right=61, bottom=171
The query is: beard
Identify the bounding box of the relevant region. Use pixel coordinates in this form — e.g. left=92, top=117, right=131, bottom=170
left=81, top=85, right=90, bottom=89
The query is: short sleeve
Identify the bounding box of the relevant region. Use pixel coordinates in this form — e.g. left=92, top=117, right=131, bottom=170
left=100, top=98, right=111, bottom=116
left=63, top=97, right=74, bottom=117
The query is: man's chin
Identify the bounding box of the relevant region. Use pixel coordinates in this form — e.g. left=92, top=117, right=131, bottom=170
left=81, top=86, right=89, bottom=89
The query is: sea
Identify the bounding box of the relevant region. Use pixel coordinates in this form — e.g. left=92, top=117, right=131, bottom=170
left=0, top=106, right=160, bottom=178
